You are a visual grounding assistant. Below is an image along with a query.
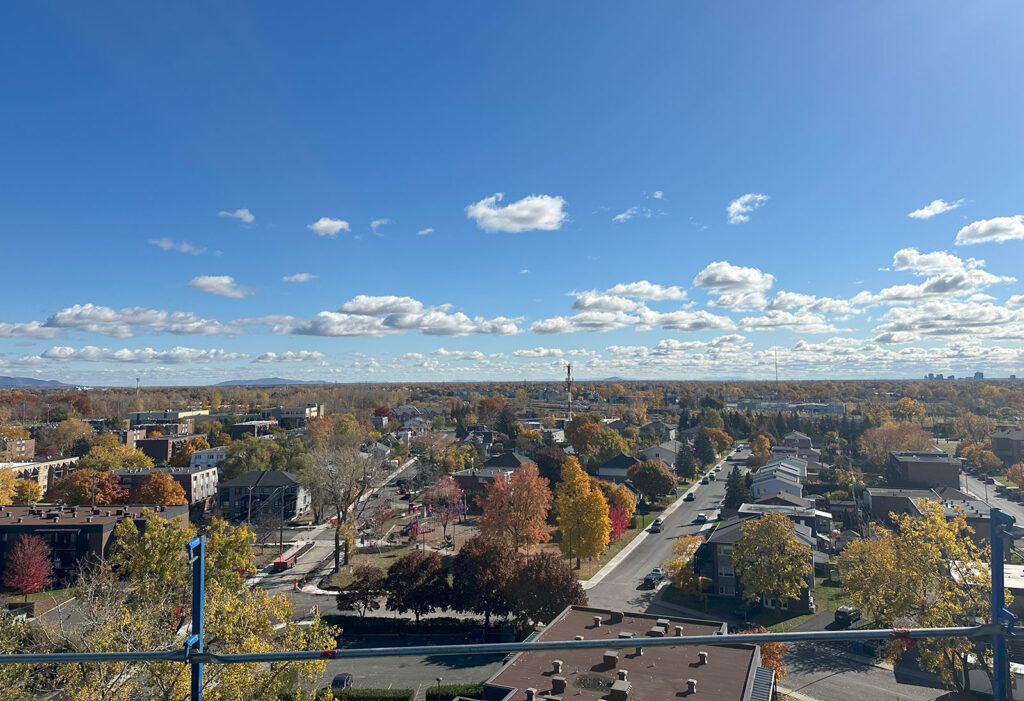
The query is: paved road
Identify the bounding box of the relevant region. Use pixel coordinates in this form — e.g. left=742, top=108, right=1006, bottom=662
left=585, top=458, right=736, bottom=611
left=962, top=471, right=1024, bottom=523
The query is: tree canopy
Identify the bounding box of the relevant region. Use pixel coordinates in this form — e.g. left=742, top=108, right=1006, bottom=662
left=732, top=513, right=812, bottom=606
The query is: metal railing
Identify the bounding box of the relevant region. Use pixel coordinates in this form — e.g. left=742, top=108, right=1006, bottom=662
left=0, top=508, right=1019, bottom=700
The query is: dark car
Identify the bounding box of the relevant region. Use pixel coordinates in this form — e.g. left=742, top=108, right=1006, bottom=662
left=640, top=574, right=659, bottom=589
left=331, top=673, right=353, bottom=691
left=684, top=493, right=695, bottom=502
left=834, top=606, right=862, bottom=626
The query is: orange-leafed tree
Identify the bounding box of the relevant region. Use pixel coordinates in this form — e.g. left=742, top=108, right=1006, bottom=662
left=3, top=534, right=53, bottom=600
left=13, top=479, right=43, bottom=505
left=476, top=462, right=552, bottom=551
left=168, top=437, right=211, bottom=468
left=44, top=469, right=127, bottom=506
left=421, top=476, right=463, bottom=541
left=737, top=626, right=789, bottom=680
left=129, top=471, right=188, bottom=505
left=1007, top=463, right=1024, bottom=490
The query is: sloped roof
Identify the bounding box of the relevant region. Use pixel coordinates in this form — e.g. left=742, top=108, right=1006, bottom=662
left=598, top=452, right=640, bottom=470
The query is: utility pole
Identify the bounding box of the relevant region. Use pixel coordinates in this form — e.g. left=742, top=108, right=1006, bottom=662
left=565, top=364, right=574, bottom=422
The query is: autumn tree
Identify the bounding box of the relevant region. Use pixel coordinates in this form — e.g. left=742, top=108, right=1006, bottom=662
left=78, top=433, right=152, bottom=472
left=452, top=535, right=520, bottom=627
left=953, top=411, right=996, bottom=444
left=384, top=550, right=449, bottom=624
left=589, top=428, right=630, bottom=467
left=698, top=407, right=724, bottom=429
left=336, top=565, right=386, bottom=618
left=421, top=476, right=463, bottom=541
left=732, top=513, right=812, bottom=607
left=44, top=469, right=127, bottom=506
left=627, top=459, right=677, bottom=503
left=704, top=427, right=732, bottom=455
left=128, top=471, right=188, bottom=505
left=3, top=535, right=53, bottom=599
left=555, top=457, right=610, bottom=568
left=608, top=506, right=630, bottom=541
left=839, top=500, right=996, bottom=693
left=662, top=535, right=704, bottom=594
left=694, top=428, right=716, bottom=466
left=1007, top=463, right=1024, bottom=491
left=477, top=396, right=504, bottom=425
left=167, top=436, right=211, bottom=467
left=0, top=470, right=16, bottom=503
left=961, top=442, right=1003, bottom=475
left=476, top=462, right=552, bottom=550
left=593, top=479, right=636, bottom=520
left=892, top=397, right=926, bottom=423
left=737, top=626, right=789, bottom=681
left=857, top=423, right=935, bottom=467
left=52, top=418, right=95, bottom=455
left=749, top=434, right=771, bottom=457
left=12, top=479, right=43, bottom=505
left=510, top=551, right=587, bottom=626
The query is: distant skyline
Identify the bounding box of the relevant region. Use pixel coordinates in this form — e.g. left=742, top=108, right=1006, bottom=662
left=2, top=3, right=1024, bottom=385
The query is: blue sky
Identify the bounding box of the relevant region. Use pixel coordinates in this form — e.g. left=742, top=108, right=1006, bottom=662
left=2, top=2, right=1024, bottom=385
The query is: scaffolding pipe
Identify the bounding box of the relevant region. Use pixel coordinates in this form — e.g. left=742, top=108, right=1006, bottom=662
left=991, top=507, right=1017, bottom=701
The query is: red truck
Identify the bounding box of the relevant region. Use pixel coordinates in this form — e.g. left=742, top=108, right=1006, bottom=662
left=272, top=555, right=297, bottom=572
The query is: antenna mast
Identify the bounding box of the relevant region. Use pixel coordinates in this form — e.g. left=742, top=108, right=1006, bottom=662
left=565, top=364, right=574, bottom=422
left=774, top=347, right=780, bottom=399
left=136, top=377, right=141, bottom=398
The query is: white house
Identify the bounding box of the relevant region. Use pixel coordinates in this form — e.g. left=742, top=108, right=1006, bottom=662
left=640, top=439, right=684, bottom=466
left=751, top=464, right=803, bottom=499
left=190, top=447, right=228, bottom=469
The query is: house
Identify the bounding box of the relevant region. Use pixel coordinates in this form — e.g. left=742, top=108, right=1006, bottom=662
left=640, top=439, right=684, bottom=467
left=736, top=503, right=833, bottom=537
left=0, top=504, right=188, bottom=582
left=362, top=442, right=392, bottom=461
left=750, top=464, right=802, bottom=499
left=371, top=414, right=389, bottom=431
left=218, top=470, right=310, bottom=521
left=677, top=425, right=702, bottom=443
left=604, top=417, right=628, bottom=431
left=697, top=516, right=820, bottom=613
left=782, top=431, right=813, bottom=450
left=862, top=487, right=934, bottom=522
left=754, top=492, right=812, bottom=509
left=452, top=465, right=515, bottom=492
left=888, top=450, right=961, bottom=489
left=134, top=434, right=206, bottom=465
left=639, top=420, right=676, bottom=442
left=111, top=465, right=219, bottom=506
left=834, top=529, right=862, bottom=552
left=227, top=420, right=278, bottom=441
left=764, top=456, right=808, bottom=479
left=595, top=452, right=640, bottom=483
left=992, top=429, right=1024, bottom=466
left=189, top=446, right=228, bottom=469
left=476, top=605, right=775, bottom=701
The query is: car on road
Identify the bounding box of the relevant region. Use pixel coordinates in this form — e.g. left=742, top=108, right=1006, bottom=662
left=650, top=567, right=663, bottom=579
left=834, top=606, right=862, bottom=627
left=701, top=477, right=710, bottom=485
left=696, top=512, right=707, bottom=524
left=708, top=473, right=716, bottom=481
left=649, top=518, right=664, bottom=533
left=640, top=574, right=660, bottom=589
left=985, top=476, right=996, bottom=484
left=331, top=673, right=354, bottom=691
left=684, top=492, right=695, bottom=501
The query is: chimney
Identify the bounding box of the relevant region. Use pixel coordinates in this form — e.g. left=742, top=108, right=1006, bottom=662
left=609, top=610, right=624, bottom=624
left=617, top=669, right=628, bottom=681
left=675, top=625, right=684, bottom=636
left=698, top=650, right=709, bottom=664
left=525, top=689, right=536, bottom=701
left=635, top=646, right=643, bottom=656
left=552, top=660, right=563, bottom=674
left=574, top=635, right=584, bottom=641
left=603, top=650, right=619, bottom=667
left=687, top=679, right=698, bottom=693
left=618, top=631, right=634, bottom=640
left=552, top=676, right=567, bottom=695
left=594, top=615, right=602, bottom=627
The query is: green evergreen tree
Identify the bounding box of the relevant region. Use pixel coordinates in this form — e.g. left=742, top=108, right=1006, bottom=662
left=723, top=465, right=752, bottom=509
left=694, top=428, right=716, bottom=466
left=674, top=442, right=698, bottom=480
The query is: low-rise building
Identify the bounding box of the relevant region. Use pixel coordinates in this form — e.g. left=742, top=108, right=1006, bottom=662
left=477, top=605, right=775, bottom=701
left=126, top=409, right=209, bottom=427
left=639, top=420, right=676, bottom=442
left=258, top=403, right=324, bottom=429
left=189, top=446, right=228, bottom=469
left=0, top=436, right=35, bottom=461
left=750, top=464, right=802, bottom=500
left=227, top=420, right=278, bottom=441
left=992, top=429, right=1024, bottom=467
left=1, top=456, right=78, bottom=492
left=135, top=434, right=205, bottom=465
left=888, top=450, right=960, bottom=489
left=218, top=470, right=309, bottom=521
left=111, top=465, right=219, bottom=506
left=640, top=439, right=684, bottom=467
left=782, top=431, right=812, bottom=450
left=0, top=504, right=188, bottom=581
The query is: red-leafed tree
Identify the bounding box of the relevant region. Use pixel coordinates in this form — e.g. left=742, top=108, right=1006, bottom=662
left=373, top=406, right=392, bottom=419
left=3, top=535, right=54, bottom=600
left=421, top=476, right=463, bottom=541
left=608, top=506, right=630, bottom=542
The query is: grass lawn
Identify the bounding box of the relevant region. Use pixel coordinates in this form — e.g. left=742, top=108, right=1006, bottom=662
left=1, top=587, right=75, bottom=617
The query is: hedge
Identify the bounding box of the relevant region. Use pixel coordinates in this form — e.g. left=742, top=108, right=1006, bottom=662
left=425, top=683, right=485, bottom=700
left=334, top=690, right=415, bottom=701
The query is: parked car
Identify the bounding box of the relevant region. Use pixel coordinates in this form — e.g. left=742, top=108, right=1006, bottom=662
left=650, top=567, right=664, bottom=579
left=640, top=574, right=661, bottom=589
left=708, top=473, right=716, bottom=481
left=684, top=492, right=695, bottom=502
left=331, top=673, right=354, bottom=691
left=650, top=518, right=664, bottom=533
left=696, top=512, right=707, bottom=524
left=985, top=476, right=996, bottom=484
left=701, top=477, right=710, bottom=485
left=834, top=606, right=862, bottom=626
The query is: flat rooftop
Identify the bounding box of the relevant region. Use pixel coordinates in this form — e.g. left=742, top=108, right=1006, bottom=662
left=0, top=504, right=188, bottom=527
left=485, top=606, right=761, bottom=700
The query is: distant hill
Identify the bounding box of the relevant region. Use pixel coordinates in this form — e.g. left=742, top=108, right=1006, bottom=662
left=0, top=375, right=72, bottom=388
left=214, top=377, right=330, bottom=387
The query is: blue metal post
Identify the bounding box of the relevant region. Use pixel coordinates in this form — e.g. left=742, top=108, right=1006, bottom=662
left=186, top=536, right=206, bottom=701
left=991, top=508, right=1016, bottom=700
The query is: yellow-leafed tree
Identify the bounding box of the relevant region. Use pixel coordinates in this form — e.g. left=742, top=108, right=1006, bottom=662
left=663, top=535, right=704, bottom=594
left=732, top=513, right=812, bottom=607
left=555, top=457, right=610, bottom=569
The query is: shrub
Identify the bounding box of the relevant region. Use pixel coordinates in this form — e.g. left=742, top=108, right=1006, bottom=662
left=335, top=690, right=416, bottom=701
left=425, top=683, right=485, bottom=700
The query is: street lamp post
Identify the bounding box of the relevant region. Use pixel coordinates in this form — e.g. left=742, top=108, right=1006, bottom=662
left=435, top=677, right=442, bottom=698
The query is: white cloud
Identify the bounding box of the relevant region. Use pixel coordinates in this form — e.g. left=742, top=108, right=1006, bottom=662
left=872, top=300, right=1024, bottom=341
left=307, top=217, right=351, bottom=237
left=891, top=247, right=983, bottom=276
left=417, top=228, right=434, bottom=236
left=738, top=310, right=837, bottom=334
left=853, top=248, right=1014, bottom=305
left=512, top=347, right=594, bottom=358
left=0, top=321, right=62, bottom=339
left=45, top=303, right=236, bottom=337
left=519, top=269, right=530, bottom=274
left=727, top=193, right=769, bottom=224
left=955, top=216, right=1024, bottom=245
left=693, top=261, right=775, bottom=293
left=218, top=208, right=255, bottom=224
left=283, top=273, right=317, bottom=283
left=652, top=190, right=664, bottom=200
left=605, top=281, right=687, bottom=301
left=37, top=345, right=249, bottom=363
left=531, top=311, right=637, bottom=335
left=431, top=349, right=486, bottom=361
left=254, top=350, right=327, bottom=363
left=571, top=292, right=640, bottom=313
left=907, top=198, right=963, bottom=219
left=1008, top=294, right=1024, bottom=308
left=148, top=238, right=206, bottom=255
left=765, top=292, right=856, bottom=315
left=708, top=292, right=768, bottom=311
left=371, top=219, right=390, bottom=235
left=188, top=276, right=252, bottom=299
left=612, top=206, right=652, bottom=223
left=340, top=295, right=424, bottom=316
left=465, top=193, right=567, bottom=233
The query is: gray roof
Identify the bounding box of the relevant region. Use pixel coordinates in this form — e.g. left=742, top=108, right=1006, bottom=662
left=993, top=429, right=1024, bottom=441
left=220, top=470, right=300, bottom=489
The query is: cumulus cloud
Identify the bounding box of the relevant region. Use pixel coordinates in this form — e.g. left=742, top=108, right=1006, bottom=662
left=605, top=281, right=687, bottom=301
left=652, top=190, right=664, bottom=199
left=218, top=208, right=255, bottom=223
left=36, top=345, right=248, bottom=363
left=694, top=261, right=775, bottom=294
left=955, top=216, right=1024, bottom=245
left=465, top=193, right=567, bottom=233
left=44, top=303, right=237, bottom=337
left=371, top=219, right=390, bottom=235
left=727, top=193, right=769, bottom=224
left=0, top=321, right=62, bottom=339
left=520, top=269, right=530, bottom=274
left=738, top=310, right=837, bottom=334
left=254, top=350, right=327, bottom=363
left=148, top=238, right=206, bottom=255
left=1008, top=294, right=1024, bottom=308
left=431, top=349, right=486, bottom=361
left=417, top=228, right=434, bottom=236
left=283, top=273, right=317, bottom=283
left=340, top=295, right=424, bottom=316
left=531, top=311, right=638, bottom=335
left=512, top=347, right=594, bottom=358
left=612, top=206, right=652, bottom=223
left=871, top=300, right=1024, bottom=341
left=571, top=292, right=640, bottom=313
left=307, top=217, right=350, bottom=237
left=853, top=248, right=1014, bottom=305
left=188, top=276, right=252, bottom=299
left=907, top=199, right=963, bottom=219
